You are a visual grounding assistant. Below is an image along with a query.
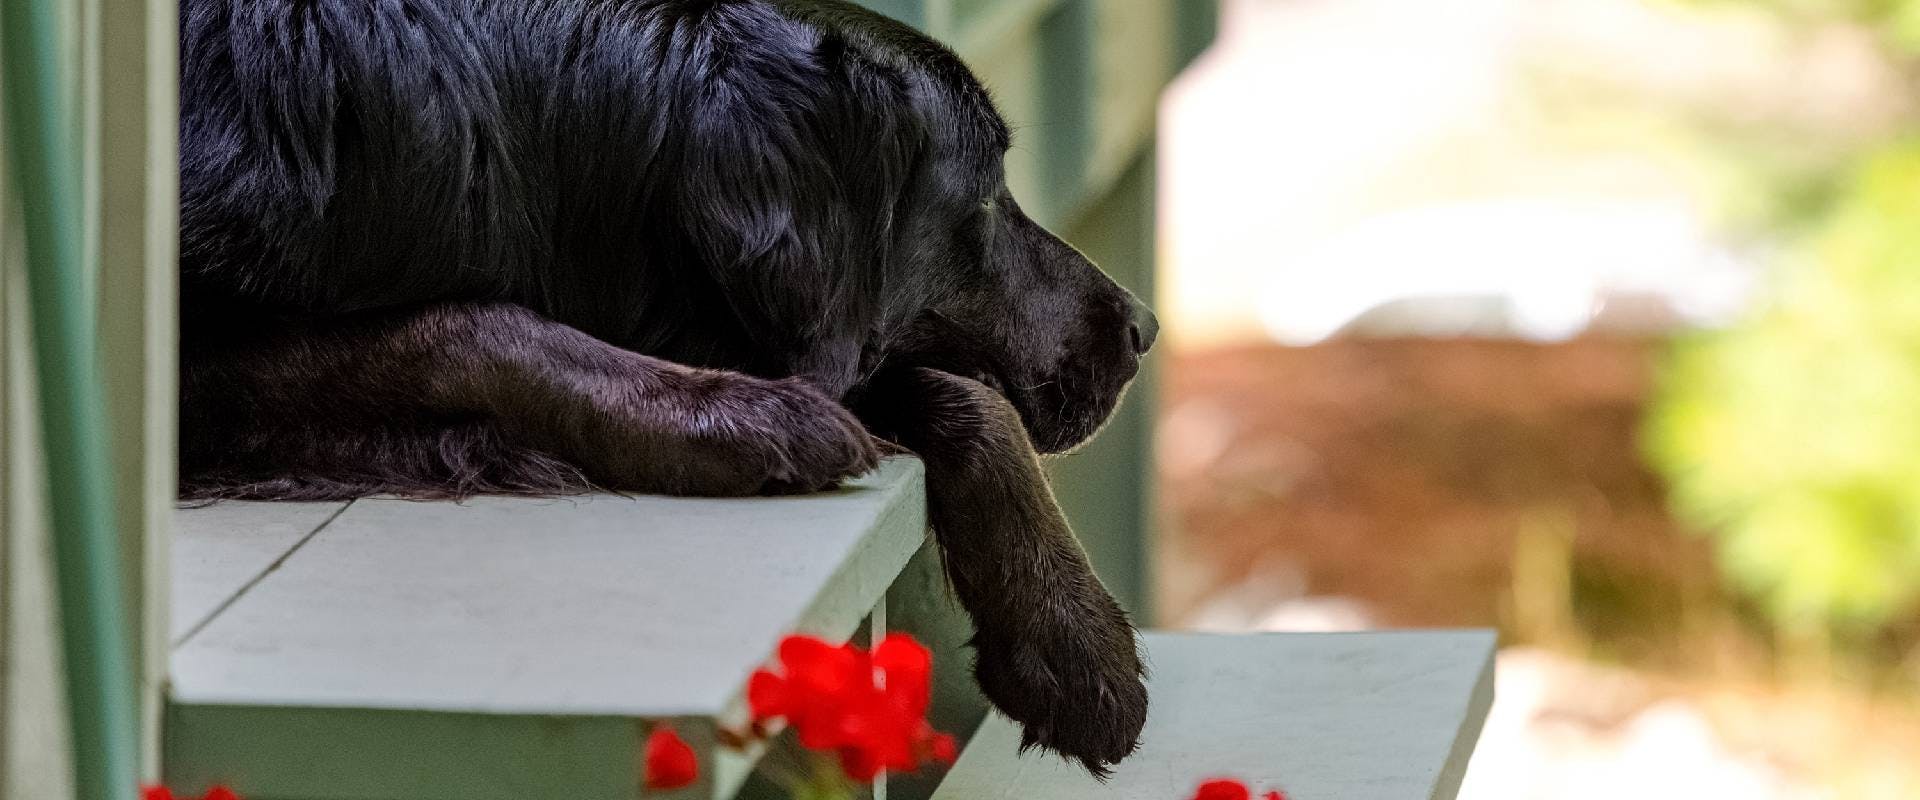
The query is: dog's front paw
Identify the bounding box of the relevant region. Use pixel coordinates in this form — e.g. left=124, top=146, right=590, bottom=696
left=569, top=372, right=878, bottom=496
left=971, top=593, right=1148, bottom=777
left=683, top=375, right=880, bottom=495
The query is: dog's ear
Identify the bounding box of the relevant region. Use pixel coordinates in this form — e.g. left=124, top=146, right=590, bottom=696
left=669, top=12, right=917, bottom=397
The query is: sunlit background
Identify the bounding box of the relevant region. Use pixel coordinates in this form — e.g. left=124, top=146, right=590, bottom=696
left=1154, top=0, right=1920, bottom=797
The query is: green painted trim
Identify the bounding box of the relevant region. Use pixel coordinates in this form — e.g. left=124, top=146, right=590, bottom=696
left=165, top=704, right=650, bottom=800
left=0, top=1, right=137, bottom=800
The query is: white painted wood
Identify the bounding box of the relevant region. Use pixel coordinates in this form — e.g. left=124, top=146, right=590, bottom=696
left=932, top=631, right=1497, bottom=800
left=171, top=458, right=926, bottom=719
left=168, top=501, right=349, bottom=642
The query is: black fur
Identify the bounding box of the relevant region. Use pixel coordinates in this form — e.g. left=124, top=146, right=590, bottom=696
left=179, top=0, right=1156, bottom=772
left=858, top=367, right=1148, bottom=775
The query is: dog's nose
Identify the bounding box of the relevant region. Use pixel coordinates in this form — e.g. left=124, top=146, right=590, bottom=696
left=1127, top=299, right=1159, bottom=355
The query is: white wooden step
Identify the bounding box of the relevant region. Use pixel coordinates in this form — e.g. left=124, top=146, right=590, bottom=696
left=164, top=458, right=927, bottom=800
left=931, top=631, right=1496, bottom=800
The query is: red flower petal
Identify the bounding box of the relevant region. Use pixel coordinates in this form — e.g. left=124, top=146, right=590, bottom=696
left=930, top=733, right=958, bottom=764
left=140, top=786, right=175, bottom=800
left=1263, top=792, right=1288, bottom=800
left=1192, top=778, right=1253, bottom=800
left=202, top=787, right=241, bottom=800
left=644, top=725, right=699, bottom=790
left=778, top=636, right=861, bottom=695
left=754, top=633, right=956, bottom=784
left=772, top=636, right=868, bottom=744
left=873, top=634, right=932, bottom=718
left=746, top=669, right=789, bottom=721
left=838, top=744, right=884, bottom=783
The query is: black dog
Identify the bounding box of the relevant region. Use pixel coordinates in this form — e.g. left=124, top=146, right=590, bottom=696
left=179, top=0, right=1156, bottom=772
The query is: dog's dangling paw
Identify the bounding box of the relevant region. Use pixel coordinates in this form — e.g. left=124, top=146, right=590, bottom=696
left=970, top=597, right=1149, bottom=778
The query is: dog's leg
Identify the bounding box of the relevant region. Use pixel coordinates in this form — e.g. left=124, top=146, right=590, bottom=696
left=858, top=367, right=1147, bottom=777
left=181, top=302, right=877, bottom=500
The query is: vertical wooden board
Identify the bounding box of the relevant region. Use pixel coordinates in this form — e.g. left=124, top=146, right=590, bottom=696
left=1, top=58, right=11, bottom=791
left=1086, top=0, right=1174, bottom=188
left=1027, top=1, right=1092, bottom=229
left=96, top=0, right=179, bottom=773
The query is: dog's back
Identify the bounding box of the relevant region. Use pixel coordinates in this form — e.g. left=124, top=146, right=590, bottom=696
left=183, top=0, right=524, bottom=313
left=180, top=0, right=766, bottom=339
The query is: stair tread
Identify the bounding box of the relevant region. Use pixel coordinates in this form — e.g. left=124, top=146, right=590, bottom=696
left=932, top=630, right=1496, bottom=800
left=165, top=458, right=926, bottom=799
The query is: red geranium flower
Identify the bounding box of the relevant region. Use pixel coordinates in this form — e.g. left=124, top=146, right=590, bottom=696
left=747, top=633, right=952, bottom=782
left=929, top=732, right=958, bottom=764
left=1191, top=778, right=1286, bottom=800
left=644, top=725, right=699, bottom=790
left=141, top=786, right=240, bottom=800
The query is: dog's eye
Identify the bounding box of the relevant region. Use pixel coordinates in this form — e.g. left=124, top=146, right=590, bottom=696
left=975, top=196, right=999, bottom=248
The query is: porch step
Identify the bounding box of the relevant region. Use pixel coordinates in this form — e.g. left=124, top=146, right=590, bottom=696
left=164, top=458, right=928, bottom=800
left=931, top=631, right=1496, bottom=800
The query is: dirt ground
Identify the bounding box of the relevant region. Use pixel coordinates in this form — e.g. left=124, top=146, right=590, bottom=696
left=1155, top=337, right=1728, bottom=659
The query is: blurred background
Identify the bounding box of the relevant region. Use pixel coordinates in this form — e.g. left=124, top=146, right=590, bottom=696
left=1154, top=0, right=1920, bottom=797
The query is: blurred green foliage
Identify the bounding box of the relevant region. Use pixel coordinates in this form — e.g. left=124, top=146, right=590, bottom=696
left=1689, top=0, right=1920, bottom=49
left=1649, top=144, right=1920, bottom=634
left=1651, top=0, right=1920, bottom=638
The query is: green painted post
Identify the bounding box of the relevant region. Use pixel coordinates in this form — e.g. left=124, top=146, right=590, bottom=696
left=0, top=0, right=138, bottom=798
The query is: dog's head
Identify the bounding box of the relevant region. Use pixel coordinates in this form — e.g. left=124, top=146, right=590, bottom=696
left=669, top=1, right=1156, bottom=453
